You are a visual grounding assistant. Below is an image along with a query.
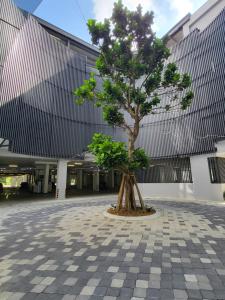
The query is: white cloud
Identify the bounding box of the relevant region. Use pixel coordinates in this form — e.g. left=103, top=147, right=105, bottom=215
left=92, top=0, right=160, bottom=31
left=91, top=0, right=207, bottom=36
left=92, top=0, right=156, bottom=21
left=168, top=0, right=207, bottom=21
left=168, top=0, right=194, bottom=20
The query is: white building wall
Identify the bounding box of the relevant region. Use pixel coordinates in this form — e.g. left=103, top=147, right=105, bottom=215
left=215, top=140, right=225, bottom=155
left=138, top=182, right=195, bottom=201
left=183, top=0, right=225, bottom=36
left=138, top=152, right=225, bottom=202
left=190, top=154, right=225, bottom=201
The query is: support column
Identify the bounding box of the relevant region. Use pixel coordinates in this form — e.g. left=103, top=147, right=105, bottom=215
left=56, top=160, right=68, bottom=200
left=77, top=169, right=83, bottom=190
left=43, top=164, right=50, bottom=194
left=93, top=171, right=99, bottom=192
left=67, top=172, right=70, bottom=187
left=107, top=170, right=114, bottom=190
left=83, top=172, right=87, bottom=188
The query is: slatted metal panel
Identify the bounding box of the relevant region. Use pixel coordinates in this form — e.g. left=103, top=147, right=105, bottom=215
left=138, top=9, right=225, bottom=158
left=136, top=157, right=192, bottom=183
left=0, top=0, right=26, bottom=28
left=0, top=1, right=125, bottom=158
left=0, top=0, right=224, bottom=160
left=208, top=157, right=225, bottom=183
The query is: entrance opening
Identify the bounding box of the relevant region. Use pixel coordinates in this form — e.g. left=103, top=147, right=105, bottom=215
left=66, top=162, right=121, bottom=198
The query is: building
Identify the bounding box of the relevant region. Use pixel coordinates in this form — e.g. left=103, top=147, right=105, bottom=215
left=0, top=0, right=123, bottom=199
left=0, top=0, right=225, bottom=201
left=137, top=0, right=225, bottom=201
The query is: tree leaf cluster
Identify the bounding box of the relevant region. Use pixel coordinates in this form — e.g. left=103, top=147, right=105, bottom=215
left=88, top=133, right=149, bottom=172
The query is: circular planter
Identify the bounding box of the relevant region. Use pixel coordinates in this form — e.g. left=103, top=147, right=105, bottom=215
left=103, top=209, right=161, bottom=221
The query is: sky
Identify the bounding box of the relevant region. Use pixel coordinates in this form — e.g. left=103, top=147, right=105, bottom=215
left=33, top=0, right=207, bottom=44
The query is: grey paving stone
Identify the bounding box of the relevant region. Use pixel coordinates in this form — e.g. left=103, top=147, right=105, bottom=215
left=160, top=288, right=174, bottom=299
left=173, top=289, right=188, bottom=299
left=76, top=296, right=90, bottom=300
left=62, top=295, right=77, bottom=300
left=2, top=197, right=225, bottom=300
left=147, top=288, right=160, bottom=297
left=106, top=288, right=120, bottom=297
left=110, top=279, right=123, bottom=288
left=87, top=279, right=101, bottom=287
left=200, top=289, right=216, bottom=299
left=93, top=287, right=107, bottom=297
left=119, top=287, right=133, bottom=298
left=133, top=287, right=146, bottom=298
left=123, top=279, right=135, bottom=288
left=64, top=278, right=78, bottom=286
left=80, top=286, right=95, bottom=296
left=21, top=293, right=39, bottom=300
left=187, top=288, right=202, bottom=299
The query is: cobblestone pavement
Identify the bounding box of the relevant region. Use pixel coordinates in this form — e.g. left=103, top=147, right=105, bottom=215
left=1, top=196, right=225, bottom=300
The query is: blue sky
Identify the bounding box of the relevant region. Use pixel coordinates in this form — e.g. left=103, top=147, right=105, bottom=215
left=33, top=0, right=207, bottom=44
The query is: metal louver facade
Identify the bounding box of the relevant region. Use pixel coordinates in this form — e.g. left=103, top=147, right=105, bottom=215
left=0, top=0, right=124, bottom=159
left=0, top=0, right=225, bottom=161
left=138, top=8, right=225, bottom=158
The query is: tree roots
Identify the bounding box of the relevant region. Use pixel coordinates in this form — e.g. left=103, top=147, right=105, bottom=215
left=116, top=173, right=145, bottom=211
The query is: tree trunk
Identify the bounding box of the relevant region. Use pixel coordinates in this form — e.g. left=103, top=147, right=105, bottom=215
left=116, top=173, right=145, bottom=211
left=116, top=119, right=145, bottom=212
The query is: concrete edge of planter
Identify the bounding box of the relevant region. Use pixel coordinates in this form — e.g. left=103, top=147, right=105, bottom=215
left=103, top=208, right=161, bottom=221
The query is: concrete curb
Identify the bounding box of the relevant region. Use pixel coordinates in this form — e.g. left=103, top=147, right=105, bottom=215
left=103, top=208, right=161, bottom=221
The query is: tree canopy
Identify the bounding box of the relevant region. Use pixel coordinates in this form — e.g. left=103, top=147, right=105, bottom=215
left=74, top=0, right=194, bottom=172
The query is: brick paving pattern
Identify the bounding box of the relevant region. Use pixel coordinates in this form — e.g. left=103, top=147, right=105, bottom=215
left=0, top=196, right=225, bottom=299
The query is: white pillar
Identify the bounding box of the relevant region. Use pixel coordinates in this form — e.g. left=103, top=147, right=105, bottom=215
left=56, top=160, right=68, bottom=200
left=93, top=171, right=99, bottom=192
left=190, top=154, right=223, bottom=201
left=43, top=164, right=50, bottom=194
left=77, top=169, right=83, bottom=190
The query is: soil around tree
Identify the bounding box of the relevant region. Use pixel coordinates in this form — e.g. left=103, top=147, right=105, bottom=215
left=107, top=207, right=156, bottom=217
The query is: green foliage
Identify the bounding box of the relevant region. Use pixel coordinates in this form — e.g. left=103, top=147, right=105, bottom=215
left=162, top=63, right=192, bottom=92
left=88, top=133, right=149, bottom=171
left=129, top=148, right=149, bottom=170
left=140, top=102, right=152, bottom=116
left=74, top=1, right=193, bottom=116
left=181, top=91, right=194, bottom=110
left=74, top=73, right=96, bottom=104
left=88, top=133, right=128, bottom=170
left=74, top=1, right=194, bottom=174
left=103, top=105, right=124, bottom=126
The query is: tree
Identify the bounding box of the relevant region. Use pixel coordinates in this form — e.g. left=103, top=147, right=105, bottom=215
left=74, top=0, right=194, bottom=212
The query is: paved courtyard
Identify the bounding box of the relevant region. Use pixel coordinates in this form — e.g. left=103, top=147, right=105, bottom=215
left=1, top=196, right=225, bottom=300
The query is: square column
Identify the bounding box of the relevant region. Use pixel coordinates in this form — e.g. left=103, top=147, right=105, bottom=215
left=77, top=169, right=83, bottom=190
left=93, top=171, right=99, bottom=192
left=56, top=160, right=68, bottom=200
left=43, top=164, right=50, bottom=194
left=107, top=170, right=115, bottom=189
